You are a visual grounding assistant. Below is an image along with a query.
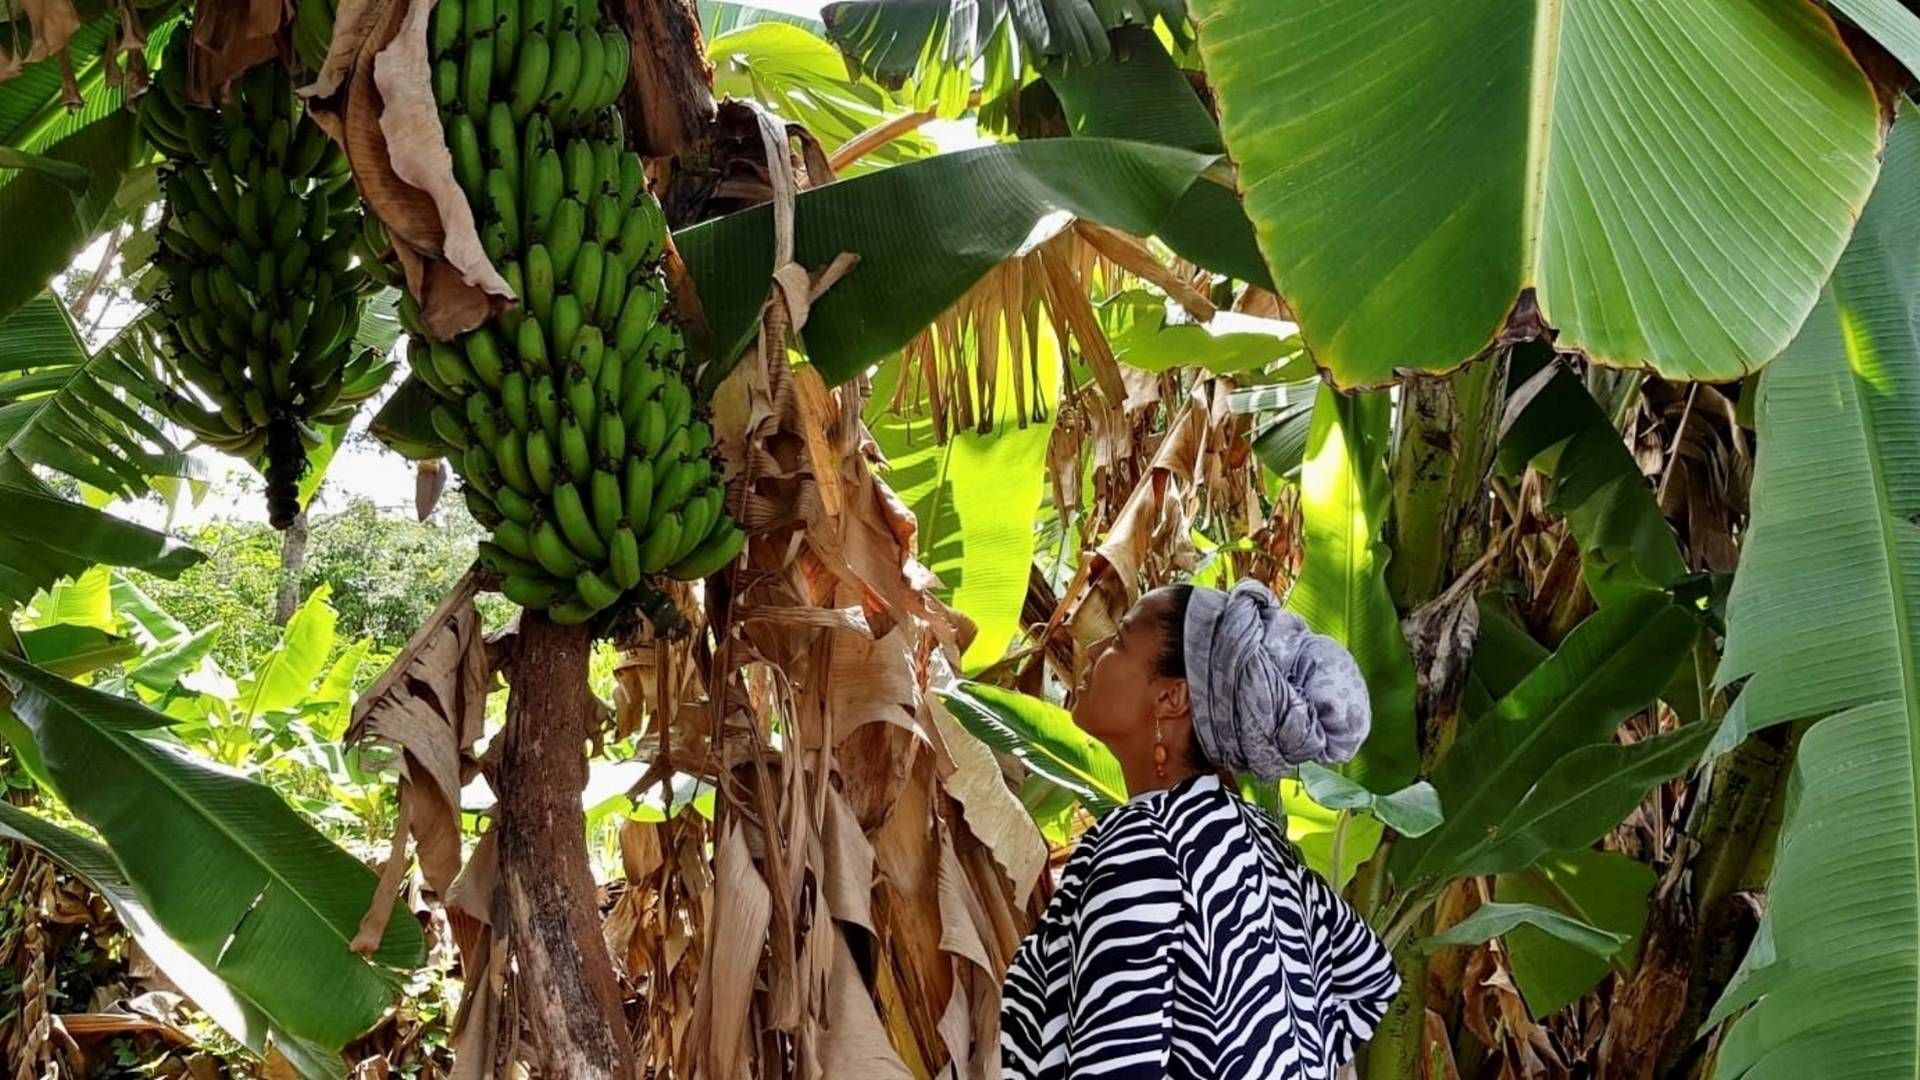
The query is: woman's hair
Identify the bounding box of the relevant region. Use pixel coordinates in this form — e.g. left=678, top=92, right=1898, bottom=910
left=1145, top=584, right=1215, bottom=772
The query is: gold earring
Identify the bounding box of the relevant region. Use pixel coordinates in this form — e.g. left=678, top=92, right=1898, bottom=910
left=1153, top=716, right=1168, bottom=780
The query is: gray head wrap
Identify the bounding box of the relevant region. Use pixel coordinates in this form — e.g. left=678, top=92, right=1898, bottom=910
left=1183, top=579, right=1371, bottom=780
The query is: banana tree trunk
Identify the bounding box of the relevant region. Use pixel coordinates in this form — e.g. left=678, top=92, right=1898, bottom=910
left=1386, top=355, right=1505, bottom=615
left=496, top=613, right=636, bottom=1080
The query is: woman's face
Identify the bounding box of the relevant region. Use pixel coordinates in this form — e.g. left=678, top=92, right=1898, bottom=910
left=1072, top=590, right=1181, bottom=740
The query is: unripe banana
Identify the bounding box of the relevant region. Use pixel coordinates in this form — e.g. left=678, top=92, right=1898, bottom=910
left=548, top=597, right=599, bottom=625
left=502, top=370, right=532, bottom=431
left=550, top=293, right=584, bottom=361
left=494, top=518, right=539, bottom=562
left=547, top=197, right=586, bottom=279
left=495, top=429, right=538, bottom=495
left=523, top=0, right=554, bottom=35
left=670, top=486, right=715, bottom=565
left=525, top=426, right=558, bottom=493
left=622, top=454, right=653, bottom=531
left=495, top=484, right=538, bottom=525
left=449, top=112, right=486, bottom=197
left=484, top=167, right=522, bottom=255
left=563, top=138, right=596, bottom=205
left=465, top=486, right=505, bottom=527
left=487, top=101, right=521, bottom=193
left=575, top=568, right=621, bottom=611
left=510, top=32, right=553, bottom=122
left=564, top=26, right=605, bottom=125
left=462, top=4, right=497, bottom=118
left=559, top=412, right=593, bottom=484
left=590, top=466, right=623, bottom=542
left=666, top=522, right=744, bottom=581
left=503, top=574, right=568, bottom=609
left=610, top=522, right=642, bottom=588
left=525, top=243, right=556, bottom=324
left=637, top=511, right=681, bottom=573
left=570, top=242, right=604, bottom=318
left=531, top=517, right=583, bottom=578
left=532, top=375, right=561, bottom=432
left=492, top=0, right=520, bottom=82
left=541, top=30, right=583, bottom=119
left=432, top=0, right=465, bottom=56
left=551, top=481, right=608, bottom=560
left=598, top=28, right=631, bottom=114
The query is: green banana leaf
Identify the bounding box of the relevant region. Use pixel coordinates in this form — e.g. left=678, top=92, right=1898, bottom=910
left=867, top=335, right=1059, bottom=674
left=0, top=653, right=425, bottom=1063
left=1190, top=0, right=1885, bottom=387
left=1497, top=850, right=1655, bottom=1019
left=0, top=110, right=141, bottom=325
left=1827, top=0, right=1920, bottom=77
left=938, top=679, right=1127, bottom=812
left=0, top=483, right=202, bottom=606
left=1702, top=104, right=1920, bottom=1080
left=1425, top=900, right=1627, bottom=960
left=1391, top=592, right=1698, bottom=886
left=1286, top=384, right=1418, bottom=791
left=1230, top=377, right=1317, bottom=480
left=705, top=1, right=826, bottom=37
left=1103, top=289, right=1302, bottom=375
left=1461, top=593, right=1550, bottom=719
left=673, top=136, right=1221, bottom=386
left=1297, top=762, right=1441, bottom=838
left=1040, top=26, right=1269, bottom=286
left=239, top=584, right=340, bottom=720
left=1448, top=718, right=1717, bottom=879
left=1498, top=344, right=1688, bottom=606
left=18, top=623, right=139, bottom=676
left=709, top=22, right=937, bottom=175
left=0, top=292, right=186, bottom=498
left=0, top=803, right=343, bottom=1078
left=821, top=0, right=1188, bottom=89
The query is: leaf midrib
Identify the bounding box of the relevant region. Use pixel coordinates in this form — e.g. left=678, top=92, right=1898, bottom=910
left=1841, top=330, right=1920, bottom=1073
left=26, top=679, right=374, bottom=967
left=1410, top=609, right=1678, bottom=881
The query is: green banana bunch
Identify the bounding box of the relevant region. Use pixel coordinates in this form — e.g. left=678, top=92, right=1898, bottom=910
left=418, top=0, right=741, bottom=627
left=140, top=32, right=394, bottom=528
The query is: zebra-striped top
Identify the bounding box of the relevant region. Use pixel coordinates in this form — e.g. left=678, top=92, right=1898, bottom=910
left=1001, top=772, right=1400, bottom=1079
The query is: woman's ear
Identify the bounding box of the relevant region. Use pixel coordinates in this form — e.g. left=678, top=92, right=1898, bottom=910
left=1154, top=677, right=1190, bottom=721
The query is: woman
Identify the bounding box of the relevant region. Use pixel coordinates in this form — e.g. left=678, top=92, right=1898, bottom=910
left=1001, top=580, right=1400, bottom=1080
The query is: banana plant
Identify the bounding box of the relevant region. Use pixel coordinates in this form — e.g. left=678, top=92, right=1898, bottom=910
left=1700, top=102, right=1920, bottom=1080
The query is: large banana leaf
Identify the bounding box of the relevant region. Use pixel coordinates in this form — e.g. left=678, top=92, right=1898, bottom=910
left=1039, top=26, right=1268, bottom=286
left=0, top=292, right=203, bottom=604
left=0, top=483, right=201, bottom=605
left=1703, top=105, right=1920, bottom=1080
left=821, top=0, right=1187, bottom=88
left=867, top=331, right=1059, bottom=674
left=0, top=292, right=185, bottom=498
left=0, top=653, right=425, bottom=1067
left=1391, top=592, right=1698, bottom=886
left=674, top=136, right=1220, bottom=385
left=1190, top=0, right=1885, bottom=387
left=938, top=680, right=1126, bottom=812
left=1497, top=850, right=1655, bottom=1018
left=1287, top=384, right=1417, bottom=791
left=0, top=110, right=140, bottom=325
left=0, top=803, right=342, bottom=1077
left=1828, top=0, right=1920, bottom=77
left=708, top=22, right=936, bottom=175
left=1498, top=344, right=1688, bottom=606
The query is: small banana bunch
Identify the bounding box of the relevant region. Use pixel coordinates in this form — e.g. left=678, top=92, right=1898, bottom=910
left=140, top=36, right=393, bottom=528
left=412, top=0, right=741, bottom=625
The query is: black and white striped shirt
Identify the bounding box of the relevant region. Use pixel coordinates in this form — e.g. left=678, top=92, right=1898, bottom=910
left=1001, top=773, right=1400, bottom=1079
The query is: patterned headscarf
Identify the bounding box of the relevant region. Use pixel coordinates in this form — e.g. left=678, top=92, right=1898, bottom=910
left=1182, top=579, right=1371, bottom=780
